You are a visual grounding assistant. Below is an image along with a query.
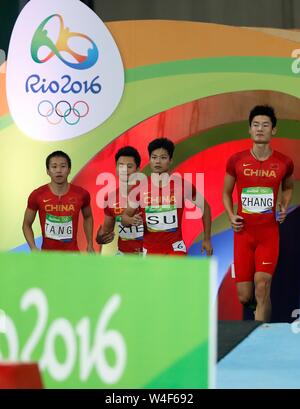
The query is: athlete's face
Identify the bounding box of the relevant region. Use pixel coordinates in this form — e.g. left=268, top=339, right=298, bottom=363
left=116, top=156, right=138, bottom=182
left=249, top=115, right=276, bottom=144
left=47, top=156, right=70, bottom=184
left=150, top=148, right=172, bottom=174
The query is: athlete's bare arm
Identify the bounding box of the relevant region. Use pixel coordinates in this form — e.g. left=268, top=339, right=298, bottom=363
left=187, top=184, right=213, bottom=256
left=82, top=205, right=94, bottom=252
left=22, top=208, right=39, bottom=250
left=96, top=215, right=115, bottom=245
left=223, top=173, right=244, bottom=232
left=201, top=200, right=213, bottom=255
left=121, top=206, right=143, bottom=227
left=278, top=175, right=294, bottom=223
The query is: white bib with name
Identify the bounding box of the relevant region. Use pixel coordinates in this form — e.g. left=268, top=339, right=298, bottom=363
left=45, top=214, right=73, bottom=241
left=145, top=205, right=178, bottom=232
left=116, top=216, right=143, bottom=240
left=241, top=187, right=274, bottom=214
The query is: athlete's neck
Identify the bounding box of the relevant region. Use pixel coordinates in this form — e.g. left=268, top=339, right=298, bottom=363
left=152, top=171, right=171, bottom=187
left=251, top=144, right=272, bottom=161
left=49, top=181, right=69, bottom=196
left=118, top=182, right=130, bottom=197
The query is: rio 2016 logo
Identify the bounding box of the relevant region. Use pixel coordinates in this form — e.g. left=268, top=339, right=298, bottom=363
left=31, top=14, right=99, bottom=70
left=27, top=14, right=100, bottom=126
left=6, top=0, right=124, bottom=141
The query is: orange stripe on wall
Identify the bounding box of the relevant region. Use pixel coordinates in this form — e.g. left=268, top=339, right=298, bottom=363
left=107, top=20, right=300, bottom=69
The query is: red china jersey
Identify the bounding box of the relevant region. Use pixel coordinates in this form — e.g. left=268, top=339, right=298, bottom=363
left=134, top=175, right=198, bottom=255
left=27, top=183, right=90, bottom=251
left=226, top=150, right=294, bottom=225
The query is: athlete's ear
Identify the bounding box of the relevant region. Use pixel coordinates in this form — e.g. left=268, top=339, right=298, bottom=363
left=271, top=127, right=277, bottom=136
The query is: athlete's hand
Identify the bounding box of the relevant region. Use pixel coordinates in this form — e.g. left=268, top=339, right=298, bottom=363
left=95, top=226, right=115, bottom=245
left=278, top=204, right=287, bottom=223
left=131, top=212, right=143, bottom=226
left=201, top=239, right=213, bottom=256
left=31, top=246, right=40, bottom=251
left=87, top=243, right=95, bottom=253
left=230, top=215, right=244, bottom=232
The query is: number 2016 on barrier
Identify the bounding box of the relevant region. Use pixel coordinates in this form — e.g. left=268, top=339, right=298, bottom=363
left=0, top=289, right=127, bottom=385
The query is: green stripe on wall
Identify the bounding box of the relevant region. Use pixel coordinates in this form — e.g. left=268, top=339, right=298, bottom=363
left=0, top=114, right=13, bottom=130
left=126, top=56, right=298, bottom=83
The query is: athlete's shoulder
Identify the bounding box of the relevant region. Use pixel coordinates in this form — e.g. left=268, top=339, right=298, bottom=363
left=29, top=184, right=49, bottom=196
left=226, top=150, right=250, bottom=176
left=170, top=172, right=182, bottom=181
left=227, top=150, right=250, bottom=163
left=272, top=150, right=293, bottom=164
left=69, top=183, right=90, bottom=196
left=272, top=150, right=294, bottom=177
left=27, top=184, right=49, bottom=209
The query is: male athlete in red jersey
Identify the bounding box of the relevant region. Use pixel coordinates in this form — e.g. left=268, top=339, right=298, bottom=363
left=122, top=138, right=213, bottom=256
left=96, top=146, right=143, bottom=254
left=223, top=105, right=294, bottom=322
left=22, top=151, right=94, bottom=252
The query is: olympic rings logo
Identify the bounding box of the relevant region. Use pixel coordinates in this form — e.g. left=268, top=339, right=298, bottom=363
left=37, top=100, right=89, bottom=125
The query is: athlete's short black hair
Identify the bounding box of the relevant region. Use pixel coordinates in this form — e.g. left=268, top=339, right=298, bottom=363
left=46, top=151, right=71, bottom=169
left=115, top=146, right=141, bottom=168
left=249, top=105, right=277, bottom=128
left=148, top=138, right=175, bottom=159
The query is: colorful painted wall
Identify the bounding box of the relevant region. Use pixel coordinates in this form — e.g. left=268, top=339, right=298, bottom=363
left=1, top=18, right=300, bottom=315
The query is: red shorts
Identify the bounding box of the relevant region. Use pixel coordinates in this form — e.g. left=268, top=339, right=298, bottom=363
left=233, top=222, right=279, bottom=283
left=143, top=238, right=187, bottom=256
left=143, top=248, right=187, bottom=256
